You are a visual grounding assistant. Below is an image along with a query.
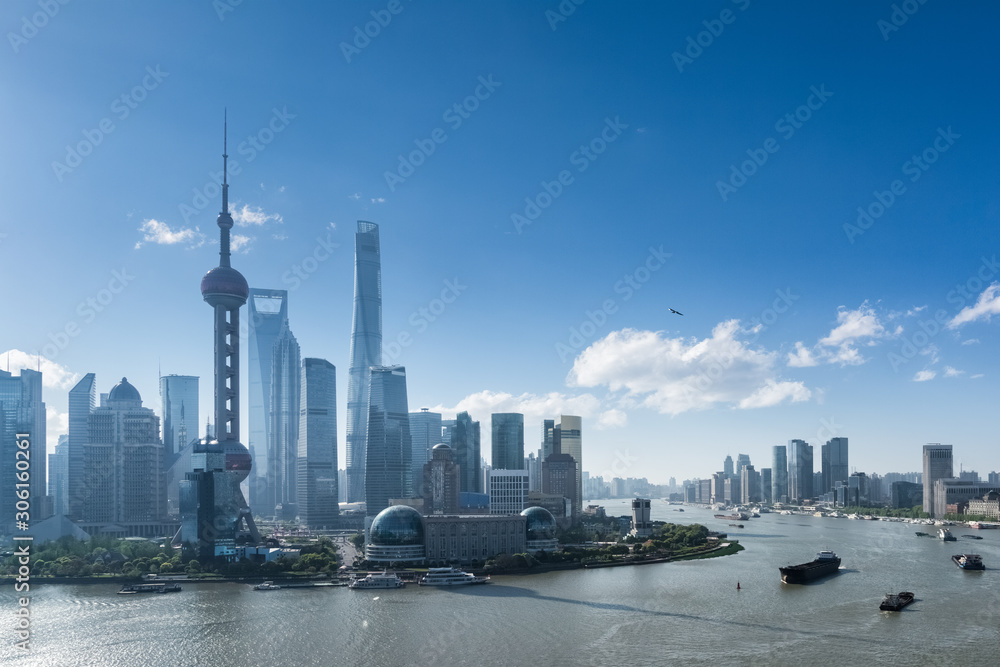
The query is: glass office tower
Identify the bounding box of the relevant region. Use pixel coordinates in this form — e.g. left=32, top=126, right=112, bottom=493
left=297, top=358, right=338, bottom=527
left=365, top=366, right=410, bottom=516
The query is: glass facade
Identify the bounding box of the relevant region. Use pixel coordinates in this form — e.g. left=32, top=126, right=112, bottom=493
left=369, top=504, right=424, bottom=546
left=159, top=374, right=198, bottom=461
left=788, top=439, right=813, bottom=502
left=409, top=408, right=442, bottom=498
left=451, top=411, right=482, bottom=494
left=558, top=416, right=582, bottom=513
left=365, top=366, right=411, bottom=516
left=347, top=221, right=382, bottom=503
left=297, top=358, right=338, bottom=527
left=0, top=369, right=46, bottom=531
left=772, top=445, right=788, bottom=503
left=270, top=323, right=300, bottom=518
left=491, top=413, right=524, bottom=471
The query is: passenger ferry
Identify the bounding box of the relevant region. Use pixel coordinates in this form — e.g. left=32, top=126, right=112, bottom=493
left=418, top=567, right=490, bottom=586
left=348, top=571, right=405, bottom=589
left=118, top=583, right=182, bottom=595
left=253, top=581, right=282, bottom=591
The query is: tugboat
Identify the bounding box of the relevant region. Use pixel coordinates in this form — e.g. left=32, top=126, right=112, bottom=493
left=952, top=554, right=985, bottom=570
left=879, top=592, right=915, bottom=611
left=779, top=550, right=841, bottom=584
left=938, top=528, right=957, bottom=541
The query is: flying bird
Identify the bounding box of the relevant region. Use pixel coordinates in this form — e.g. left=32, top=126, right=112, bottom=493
left=668, top=308, right=684, bottom=316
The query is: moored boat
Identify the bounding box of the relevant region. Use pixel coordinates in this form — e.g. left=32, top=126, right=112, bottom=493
left=938, top=528, right=957, bottom=542
left=879, top=592, right=915, bottom=611
left=418, top=567, right=490, bottom=586
left=952, top=554, right=985, bottom=570
left=349, top=571, right=406, bottom=589
left=118, top=583, right=182, bottom=595
left=253, top=581, right=282, bottom=590
left=715, top=512, right=749, bottom=521
left=779, top=550, right=841, bottom=584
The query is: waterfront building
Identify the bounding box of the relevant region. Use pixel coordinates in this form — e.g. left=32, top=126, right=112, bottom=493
left=49, top=435, right=69, bottom=517
left=67, top=373, right=97, bottom=520
left=491, top=413, right=524, bottom=470
left=297, top=358, right=338, bottom=528
left=923, top=444, right=953, bottom=516
left=159, top=375, right=198, bottom=463
left=83, top=378, right=165, bottom=525
left=771, top=445, right=788, bottom=504
left=736, top=454, right=751, bottom=476
left=542, top=452, right=578, bottom=521
left=557, top=416, right=583, bottom=514
left=890, top=481, right=923, bottom=509
left=365, top=366, right=411, bottom=516
left=270, top=322, right=300, bottom=519
left=423, top=443, right=461, bottom=515
left=523, top=506, right=559, bottom=552
left=365, top=505, right=425, bottom=563
left=527, top=451, right=541, bottom=492
left=761, top=468, right=772, bottom=504
left=711, top=472, right=725, bottom=504
left=346, top=221, right=383, bottom=503
left=485, top=468, right=529, bottom=514
left=740, top=465, right=760, bottom=504
left=0, top=368, right=47, bottom=530
left=247, top=287, right=290, bottom=513
left=989, top=471, right=1000, bottom=485
left=424, top=513, right=528, bottom=564
left=409, top=408, right=442, bottom=497
left=450, top=411, right=482, bottom=494
left=542, top=419, right=557, bottom=460
left=630, top=498, right=652, bottom=538
left=821, top=437, right=849, bottom=495
left=179, top=125, right=261, bottom=560
left=932, top=479, right=1000, bottom=519
left=788, top=439, right=813, bottom=503
left=966, top=491, right=1000, bottom=519
left=723, top=455, right=734, bottom=477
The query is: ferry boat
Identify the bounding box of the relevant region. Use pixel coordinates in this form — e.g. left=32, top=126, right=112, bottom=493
left=779, top=551, right=841, bottom=584
left=253, top=581, right=282, bottom=591
left=938, top=528, right=957, bottom=542
left=952, top=554, right=985, bottom=570
left=349, top=571, right=405, bottom=589
left=714, top=512, right=749, bottom=521
left=118, top=583, right=182, bottom=595
left=418, top=567, right=490, bottom=586
left=879, top=592, right=915, bottom=611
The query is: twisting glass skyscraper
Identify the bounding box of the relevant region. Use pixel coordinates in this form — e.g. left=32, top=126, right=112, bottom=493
left=365, top=366, right=411, bottom=516
left=346, top=221, right=382, bottom=503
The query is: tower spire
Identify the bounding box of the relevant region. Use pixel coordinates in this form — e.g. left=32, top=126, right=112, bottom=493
left=222, top=108, right=229, bottom=215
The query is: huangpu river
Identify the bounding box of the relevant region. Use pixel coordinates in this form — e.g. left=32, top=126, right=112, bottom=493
left=4, top=501, right=999, bottom=666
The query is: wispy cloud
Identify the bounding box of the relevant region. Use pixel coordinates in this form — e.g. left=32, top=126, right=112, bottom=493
left=2, top=349, right=80, bottom=389
left=371, top=197, right=386, bottom=204
left=913, top=370, right=936, bottom=382
left=134, top=219, right=205, bottom=249
left=231, top=204, right=283, bottom=227
left=230, top=234, right=253, bottom=254
left=790, top=302, right=893, bottom=367
left=961, top=338, right=980, bottom=346
left=568, top=323, right=810, bottom=416
left=943, top=366, right=963, bottom=377
left=948, top=282, right=1000, bottom=328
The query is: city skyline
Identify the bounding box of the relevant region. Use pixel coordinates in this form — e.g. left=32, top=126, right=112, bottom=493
left=3, top=2, right=1000, bottom=484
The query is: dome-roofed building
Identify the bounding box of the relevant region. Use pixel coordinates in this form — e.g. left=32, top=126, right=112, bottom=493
left=366, top=505, right=426, bottom=563
left=521, top=506, right=559, bottom=553
left=108, top=377, right=142, bottom=408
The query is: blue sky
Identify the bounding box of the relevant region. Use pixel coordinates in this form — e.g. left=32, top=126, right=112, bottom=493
left=3, top=0, right=999, bottom=483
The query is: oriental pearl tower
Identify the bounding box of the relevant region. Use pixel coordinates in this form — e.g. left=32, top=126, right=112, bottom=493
left=179, top=114, right=260, bottom=558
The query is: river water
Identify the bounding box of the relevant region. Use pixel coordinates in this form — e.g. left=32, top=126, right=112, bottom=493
left=3, top=500, right=999, bottom=666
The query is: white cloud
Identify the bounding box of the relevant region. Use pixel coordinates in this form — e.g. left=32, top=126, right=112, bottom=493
left=970, top=373, right=984, bottom=379
left=230, top=234, right=253, bottom=254
left=913, top=370, right=936, bottom=382
left=433, top=390, right=601, bottom=425
left=370, top=197, right=386, bottom=204
left=134, top=219, right=205, bottom=249
left=2, top=349, right=80, bottom=389
left=567, top=323, right=810, bottom=416
left=820, top=303, right=888, bottom=347
left=272, top=233, right=287, bottom=241
left=349, top=193, right=361, bottom=200
left=596, top=409, right=628, bottom=429
left=905, top=305, right=927, bottom=316
left=961, top=338, right=980, bottom=346
left=787, top=341, right=818, bottom=368
left=231, top=204, right=283, bottom=227
left=46, top=405, right=68, bottom=451
left=943, top=366, right=963, bottom=377
left=948, top=282, right=1000, bottom=328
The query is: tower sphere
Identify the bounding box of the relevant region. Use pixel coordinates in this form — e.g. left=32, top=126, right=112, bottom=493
left=201, top=266, right=249, bottom=305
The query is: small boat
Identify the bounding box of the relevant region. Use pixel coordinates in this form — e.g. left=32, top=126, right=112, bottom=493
left=938, top=528, right=957, bottom=542
left=879, top=592, right=915, bottom=611
left=673, top=509, right=685, bottom=512
left=118, top=583, right=182, bottom=595
left=915, top=531, right=930, bottom=537
left=253, top=581, right=282, bottom=591
left=728, top=523, right=744, bottom=528
left=349, top=571, right=405, bottom=589
left=961, top=534, right=983, bottom=540
left=418, top=567, right=490, bottom=586
left=952, top=554, right=985, bottom=570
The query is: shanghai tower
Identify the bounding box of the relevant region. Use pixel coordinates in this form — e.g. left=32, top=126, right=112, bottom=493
left=346, top=221, right=382, bottom=503
left=180, top=115, right=261, bottom=558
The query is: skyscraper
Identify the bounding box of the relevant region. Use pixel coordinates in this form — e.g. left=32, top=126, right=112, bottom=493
left=923, top=443, right=953, bottom=516
left=297, top=358, right=338, bottom=528
left=450, top=411, right=482, bottom=494
left=772, top=445, right=788, bottom=504
left=558, top=415, right=583, bottom=513
left=49, top=435, right=69, bottom=517
left=346, top=221, right=382, bottom=503
left=0, top=368, right=46, bottom=530
left=247, top=287, right=290, bottom=515
left=270, top=322, right=300, bottom=518
left=365, top=365, right=411, bottom=516
left=821, top=437, right=849, bottom=495
left=541, top=419, right=557, bottom=460
left=423, top=443, right=461, bottom=515
left=180, top=118, right=260, bottom=559
left=723, top=455, right=734, bottom=477
left=159, top=374, right=198, bottom=462
left=491, top=413, right=524, bottom=470
left=788, top=439, right=813, bottom=502
left=409, top=408, right=442, bottom=498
